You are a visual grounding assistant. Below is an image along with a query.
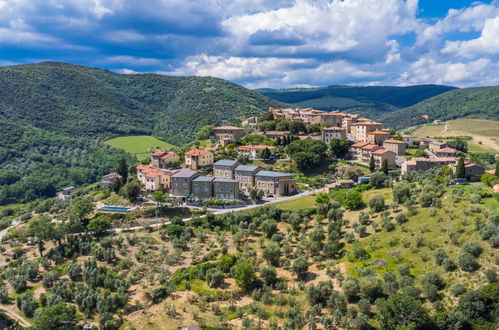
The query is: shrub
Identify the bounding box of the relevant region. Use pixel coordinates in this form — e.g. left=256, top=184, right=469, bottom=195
left=342, top=279, right=360, bottom=302
left=368, top=195, right=385, bottom=213
left=442, top=258, right=457, bottom=272
left=484, top=269, right=497, bottom=283
left=450, top=284, right=467, bottom=297
left=461, top=241, right=483, bottom=257
left=433, top=248, right=447, bottom=265
left=395, top=213, right=408, bottom=224
left=459, top=253, right=479, bottom=272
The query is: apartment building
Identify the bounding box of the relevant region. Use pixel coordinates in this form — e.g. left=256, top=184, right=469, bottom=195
left=236, top=145, right=277, bottom=160
left=234, top=165, right=262, bottom=193
left=136, top=165, right=179, bottom=192
left=255, top=171, right=296, bottom=197
left=350, top=142, right=381, bottom=163
left=191, top=176, right=214, bottom=200
left=351, top=121, right=384, bottom=142
left=213, top=160, right=239, bottom=179
left=184, top=149, right=213, bottom=170
left=322, top=127, right=347, bottom=144
left=213, top=178, right=240, bottom=200
left=367, top=130, right=391, bottom=145
left=213, top=126, right=245, bottom=146
left=151, top=151, right=180, bottom=169
left=383, top=139, right=407, bottom=156
left=171, top=169, right=200, bottom=197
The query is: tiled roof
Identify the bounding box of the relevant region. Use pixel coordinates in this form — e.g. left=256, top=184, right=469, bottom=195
left=172, top=169, right=199, bottom=178
left=368, top=130, right=390, bottom=135
left=236, top=145, right=276, bottom=151
left=324, top=126, right=346, bottom=130
left=361, top=144, right=380, bottom=150
left=436, top=148, right=457, bottom=153
left=193, top=176, right=214, bottom=182
left=256, top=170, right=293, bottom=178
left=214, top=126, right=243, bottom=130
left=235, top=165, right=261, bottom=172
left=102, top=172, right=123, bottom=179
left=185, top=149, right=210, bottom=156
left=213, top=159, right=239, bottom=166
left=383, top=139, right=407, bottom=144
left=351, top=142, right=370, bottom=148
left=371, top=149, right=392, bottom=155
left=213, top=177, right=239, bottom=183
left=152, top=151, right=166, bottom=157
left=161, top=151, right=178, bottom=159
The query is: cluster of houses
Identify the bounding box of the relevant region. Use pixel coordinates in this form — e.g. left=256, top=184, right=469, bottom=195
left=136, top=151, right=296, bottom=201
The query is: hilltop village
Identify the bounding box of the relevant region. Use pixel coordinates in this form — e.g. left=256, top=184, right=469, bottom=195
left=92, top=107, right=489, bottom=209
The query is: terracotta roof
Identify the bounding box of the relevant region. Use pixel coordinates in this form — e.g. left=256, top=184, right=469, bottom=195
left=371, top=149, right=392, bottom=155
left=102, top=172, right=123, bottom=179
left=185, top=149, right=211, bottom=156
left=464, top=163, right=483, bottom=168
left=486, top=169, right=496, bottom=174
left=264, top=131, right=288, bottom=136
left=383, top=139, right=406, bottom=144
left=351, top=142, right=370, bottom=148
left=161, top=151, right=178, bottom=159
left=436, top=148, right=457, bottom=153
left=324, top=126, right=346, bottom=130
left=152, top=151, right=166, bottom=157
left=353, top=121, right=382, bottom=126
left=136, top=164, right=151, bottom=170
left=214, top=126, right=243, bottom=130
left=361, top=144, right=380, bottom=150
left=236, top=145, right=276, bottom=151
left=145, top=172, right=163, bottom=178
left=368, top=130, right=390, bottom=135
left=297, top=135, right=311, bottom=140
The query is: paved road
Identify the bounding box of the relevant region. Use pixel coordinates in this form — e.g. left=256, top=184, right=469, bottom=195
left=0, top=220, right=20, bottom=241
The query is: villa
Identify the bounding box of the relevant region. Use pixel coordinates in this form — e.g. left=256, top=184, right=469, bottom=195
left=184, top=149, right=213, bottom=170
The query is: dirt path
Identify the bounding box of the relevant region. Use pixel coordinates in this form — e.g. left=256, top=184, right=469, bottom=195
left=446, top=122, right=499, bottom=152
left=0, top=305, right=31, bottom=328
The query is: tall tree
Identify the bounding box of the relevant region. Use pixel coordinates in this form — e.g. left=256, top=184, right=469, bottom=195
left=259, top=147, right=272, bottom=160
left=28, top=215, right=55, bottom=256
left=117, top=158, right=128, bottom=183
left=250, top=188, right=264, bottom=204
left=381, top=158, right=389, bottom=175
left=495, top=158, right=499, bottom=177
left=369, top=155, right=376, bottom=172
left=121, top=179, right=141, bottom=202
left=329, top=138, right=350, bottom=159
left=456, top=157, right=466, bottom=178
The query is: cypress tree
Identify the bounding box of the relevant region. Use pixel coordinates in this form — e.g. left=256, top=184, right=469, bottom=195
left=456, top=157, right=465, bottom=178
left=381, top=158, right=389, bottom=175
left=276, top=137, right=282, bottom=146
left=495, top=158, right=499, bottom=177
left=117, top=158, right=128, bottom=182
left=369, top=155, right=375, bottom=172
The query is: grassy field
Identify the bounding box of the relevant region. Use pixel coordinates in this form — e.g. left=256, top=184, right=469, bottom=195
left=104, top=135, right=177, bottom=160
left=411, top=119, right=499, bottom=153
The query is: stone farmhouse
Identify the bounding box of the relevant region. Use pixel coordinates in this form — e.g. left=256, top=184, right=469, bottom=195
left=151, top=151, right=180, bottom=169
left=322, top=127, right=347, bottom=144
left=383, top=139, right=407, bottom=156
left=213, top=126, right=245, bottom=146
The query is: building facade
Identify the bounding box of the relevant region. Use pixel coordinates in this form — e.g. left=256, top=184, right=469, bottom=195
left=234, top=165, right=262, bottom=194
left=191, top=176, right=214, bottom=200
left=213, top=178, right=240, bottom=200
left=213, top=160, right=239, bottom=179
left=255, top=171, right=296, bottom=197
left=213, top=126, right=245, bottom=146
left=367, top=131, right=391, bottom=145
left=351, top=121, right=384, bottom=142
left=383, top=139, right=407, bottom=156
left=171, top=169, right=200, bottom=197
left=185, top=149, right=213, bottom=170
left=322, top=127, right=347, bottom=144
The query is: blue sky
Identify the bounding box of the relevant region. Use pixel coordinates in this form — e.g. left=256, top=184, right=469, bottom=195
left=1, top=0, right=499, bottom=88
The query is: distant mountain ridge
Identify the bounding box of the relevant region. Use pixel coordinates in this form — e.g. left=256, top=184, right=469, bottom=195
left=379, top=86, right=499, bottom=129
left=255, top=84, right=456, bottom=119
left=0, top=62, right=285, bottom=144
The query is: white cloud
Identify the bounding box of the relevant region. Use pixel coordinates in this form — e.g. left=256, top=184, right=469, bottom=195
left=442, top=16, right=499, bottom=58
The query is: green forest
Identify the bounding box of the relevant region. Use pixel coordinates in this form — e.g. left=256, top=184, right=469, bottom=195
left=256, top=85, right=455, bottom=118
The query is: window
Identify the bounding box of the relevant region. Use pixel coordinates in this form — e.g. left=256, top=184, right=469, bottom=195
left=194, top=187, right=200, bottom=193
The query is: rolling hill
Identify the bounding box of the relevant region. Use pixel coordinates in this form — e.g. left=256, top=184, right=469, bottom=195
left=256, top=84, right=455, bottom=118
left=380, top=86, right=499, bottom=129
left=0, top=62, right=285, bottom=204
left=0, top=62, right=285, bottom=144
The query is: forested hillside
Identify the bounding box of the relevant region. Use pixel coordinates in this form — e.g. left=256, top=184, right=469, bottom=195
left=256, top=85, right=455, bottom=118
left=380, top=86, right=499, bottom=129
left=0, top=62, right=284, bottom=144
left=0, top=62, right=284, bottom=204
left=0, top=115, right=132, bottom=205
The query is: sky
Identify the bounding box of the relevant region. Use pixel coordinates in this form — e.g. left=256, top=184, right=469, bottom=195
left=1, top=0, right=499, bottom=88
